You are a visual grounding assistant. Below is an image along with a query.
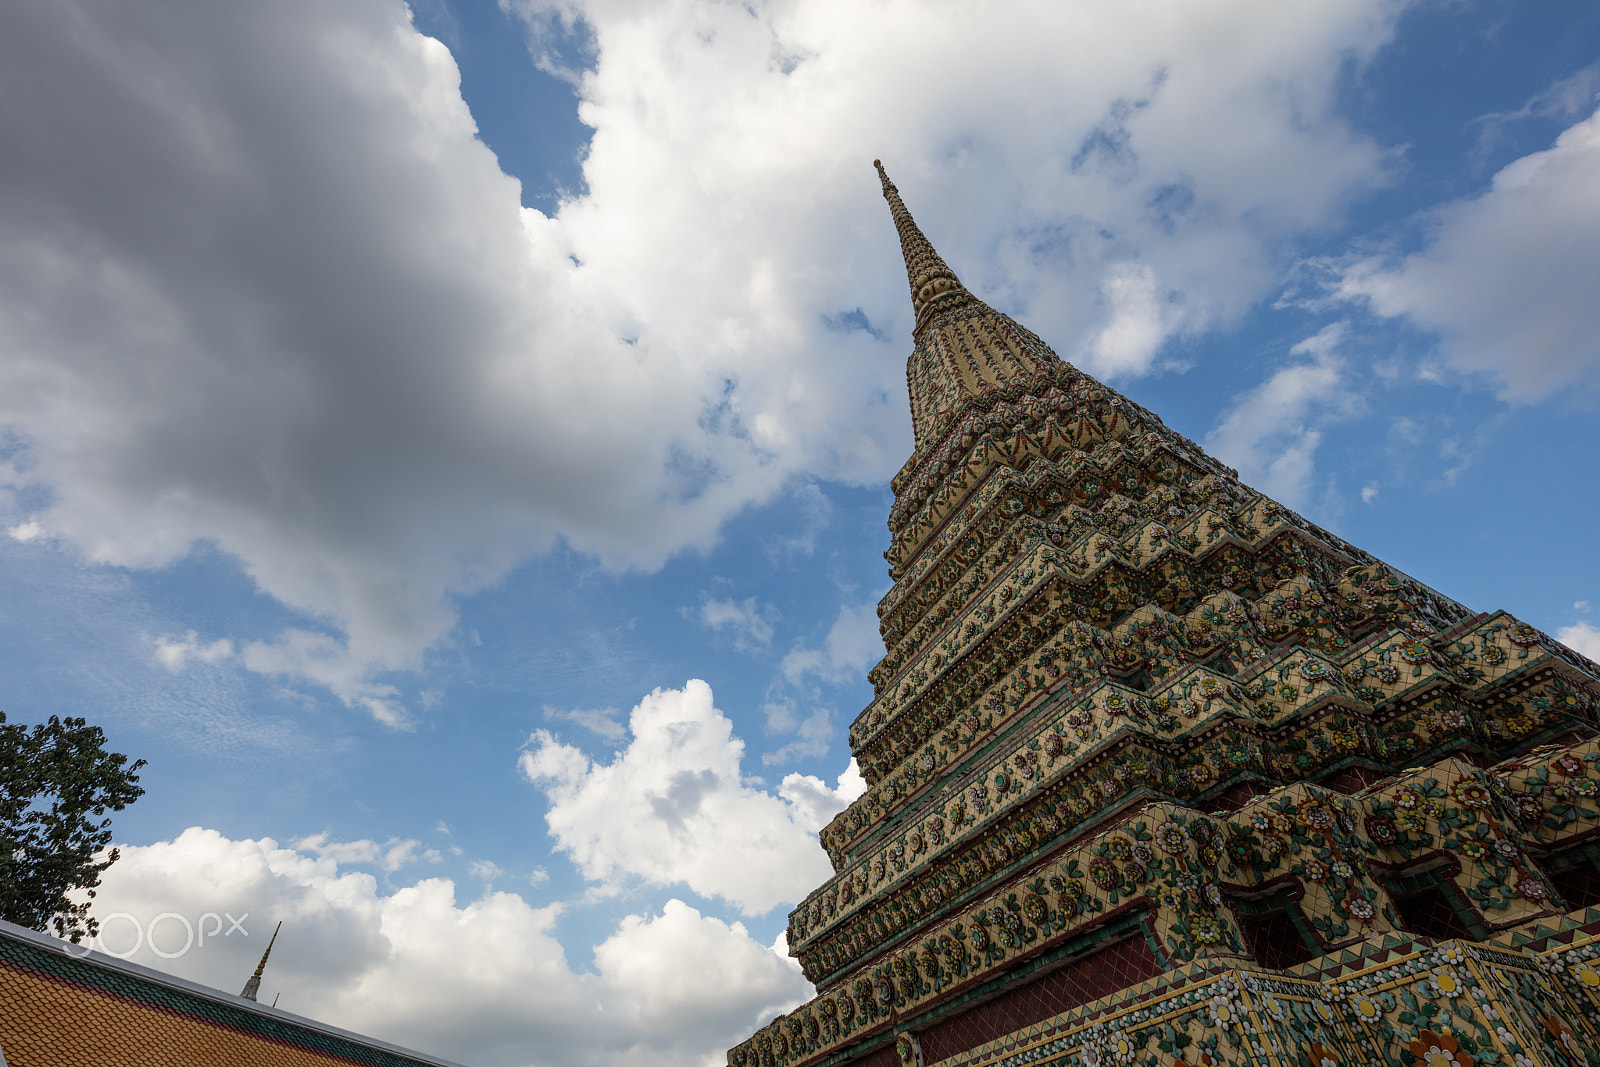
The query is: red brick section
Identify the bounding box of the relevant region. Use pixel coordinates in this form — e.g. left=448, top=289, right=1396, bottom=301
left=850, top=1040, right=902, bottom=1067
left=917, top=936, right=1161, bottom=1063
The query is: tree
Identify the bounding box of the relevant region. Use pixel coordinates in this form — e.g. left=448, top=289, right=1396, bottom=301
left=0, top=711, right=145, bottom=942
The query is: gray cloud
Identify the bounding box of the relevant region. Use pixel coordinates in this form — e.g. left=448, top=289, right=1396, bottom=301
left=1, top=0, right=1413, bottom=717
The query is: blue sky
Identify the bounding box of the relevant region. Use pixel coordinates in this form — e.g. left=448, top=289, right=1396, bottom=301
left=2, top=1, right=1599, bottom=1064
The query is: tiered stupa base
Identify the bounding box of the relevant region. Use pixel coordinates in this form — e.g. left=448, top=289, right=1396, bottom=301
left=729, top=162, right=1600, bottom=1067
left=736, top=734, right=1600, bottom=1067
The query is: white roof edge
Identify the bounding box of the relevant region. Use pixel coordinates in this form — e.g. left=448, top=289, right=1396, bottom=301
left=0, top=918, right=469, bottom=1067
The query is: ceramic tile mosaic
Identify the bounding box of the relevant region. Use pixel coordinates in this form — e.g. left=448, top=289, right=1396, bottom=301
left=731, top=167, right=1600, bottom=1067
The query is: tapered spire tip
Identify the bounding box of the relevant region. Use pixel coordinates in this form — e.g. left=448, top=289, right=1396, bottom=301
left=873, top=160, right=965, bottom=327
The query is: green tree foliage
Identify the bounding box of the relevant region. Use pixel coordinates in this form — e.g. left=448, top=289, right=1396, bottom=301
left=0, top=711, right=145, bottom=942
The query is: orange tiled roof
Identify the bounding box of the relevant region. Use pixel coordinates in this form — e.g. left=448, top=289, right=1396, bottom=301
left=0, top=920, right=462, bottom=1067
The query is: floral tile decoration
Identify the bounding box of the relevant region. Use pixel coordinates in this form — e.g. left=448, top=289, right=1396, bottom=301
left=729, top=166, right=1600, bottom=1067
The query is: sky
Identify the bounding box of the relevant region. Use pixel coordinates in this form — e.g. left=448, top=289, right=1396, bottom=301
left=2, top=0, right=1599, bottom=1064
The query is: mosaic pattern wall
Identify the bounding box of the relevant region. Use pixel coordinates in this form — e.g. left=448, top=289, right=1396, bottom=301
left=729, top=168, right=1600, bottom=1067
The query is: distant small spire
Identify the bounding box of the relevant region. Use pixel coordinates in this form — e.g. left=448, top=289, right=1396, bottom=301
left=240, top=920, right=281, bottom=1001
left=874, top=160, right=968, bottom=329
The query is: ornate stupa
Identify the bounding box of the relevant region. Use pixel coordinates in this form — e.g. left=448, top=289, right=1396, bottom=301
left=729, top=164, right=1600, bottom=1067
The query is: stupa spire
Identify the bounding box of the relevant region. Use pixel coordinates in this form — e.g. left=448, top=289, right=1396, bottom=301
left=873, top=159, right=1058, bottom=454
left=874, top=160, right=968, bottom=329
left=729, top=165, right=1600, bottom=1067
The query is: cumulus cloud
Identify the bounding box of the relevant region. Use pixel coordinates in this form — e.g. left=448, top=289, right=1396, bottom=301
left=1206, top=322, right=1362, bottom=506
left=77, top=827, right=809, bottom=1067
left=520, top=680, right=859, bottom=914
left=0, top=0, right=1409, bottom=718
left=1337, top=102, right=1600, bottom=399
left=590, top=900, right=808, bottom=1044
left=1558, top=622, right=1600, bottom=662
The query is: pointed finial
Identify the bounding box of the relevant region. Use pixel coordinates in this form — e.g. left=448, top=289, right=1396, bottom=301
left=240, top=920, right=281, bottom=1001
left=874, top=160, right=967, bottom=329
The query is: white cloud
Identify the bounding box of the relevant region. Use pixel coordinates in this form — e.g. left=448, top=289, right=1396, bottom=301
left=776, top=758, right=866, bottom=829
left=1091, top=262, right=1166, bottom=376
left=78, top=827, right=809, bottom=1067
left=153, top=630, right=236, bottom=671
left=763, top=599, right=884, bottom=764
left=545, top=704, right=628, bottom=742
left=764, top=482, right=835, bottom=561
left=295, top=833, right=442, bottom=872
left=780, top=601, right=883, bottom=686
left=760, top=702, right=833, bottom=767
left=1558, top=622, right=1600, bottom=662
left=693, top=595, right=776, bottom=651
left=590, top=900, right=806, bottom=1044
left=756, top=599, right=885, bottom=764
left=470, top=859, right=508, bottom=882
left=1469, top=63, right=1600, bottom=159
left=1206, top=322, right=1362, bottom=506
left=8, top=520, right=43, bottom=543
left=520, top=680, right=857, bottom=915
left=0, top=0, right=1409, bottom=717
left=241, top=630, right=411, bottom=729
left=1337, top=101, right=1600, bottom=399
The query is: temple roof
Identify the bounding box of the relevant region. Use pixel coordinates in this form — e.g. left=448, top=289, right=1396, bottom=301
left=0, top=919, right=462, bottom=1067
